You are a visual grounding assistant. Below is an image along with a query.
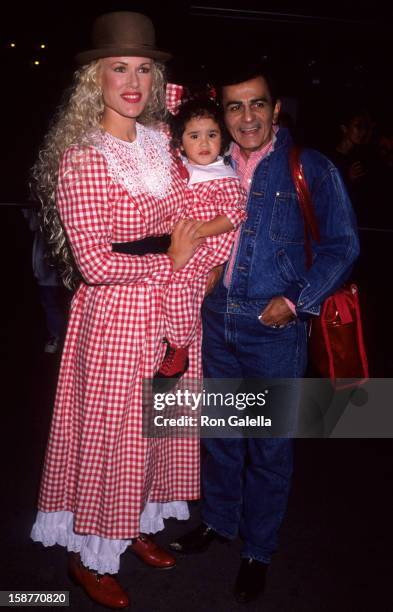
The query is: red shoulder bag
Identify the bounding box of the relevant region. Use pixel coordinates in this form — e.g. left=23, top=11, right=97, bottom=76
left=288, top=146, right=369, bottom=388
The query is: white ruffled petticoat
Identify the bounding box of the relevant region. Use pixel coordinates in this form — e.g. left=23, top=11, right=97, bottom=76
left=31, top=501, right=189, bottom=575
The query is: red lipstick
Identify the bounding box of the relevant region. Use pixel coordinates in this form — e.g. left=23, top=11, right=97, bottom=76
left=121, top=92, right=142, bottom=103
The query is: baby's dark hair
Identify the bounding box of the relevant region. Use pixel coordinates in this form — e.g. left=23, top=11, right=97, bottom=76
left=170, top=96, right=231, bottom=156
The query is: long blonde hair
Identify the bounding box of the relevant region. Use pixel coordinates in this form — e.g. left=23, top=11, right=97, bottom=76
left=32, top=60, right=167, bottom=289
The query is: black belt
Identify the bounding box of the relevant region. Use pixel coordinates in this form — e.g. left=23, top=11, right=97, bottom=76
left=112, top=234, right=171, bottom=255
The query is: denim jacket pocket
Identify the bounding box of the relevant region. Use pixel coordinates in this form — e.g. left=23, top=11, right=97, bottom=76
left=276, top=249, right=305, bottom=286
left=269, top=191, right=304, bottom=244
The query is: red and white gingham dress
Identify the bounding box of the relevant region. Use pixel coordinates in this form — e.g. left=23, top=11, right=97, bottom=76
left=164, top=170, right=247, bottom=347
left=35, top=126, right=213, bottom=541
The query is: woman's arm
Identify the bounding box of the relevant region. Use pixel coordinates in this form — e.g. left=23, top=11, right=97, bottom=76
left=57, top=146, right=197, bottom=285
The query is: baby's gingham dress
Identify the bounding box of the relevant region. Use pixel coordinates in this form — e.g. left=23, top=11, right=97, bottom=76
left=32, top=126, right=218, bottom=554
left=163, top=173, right=247, bottom=347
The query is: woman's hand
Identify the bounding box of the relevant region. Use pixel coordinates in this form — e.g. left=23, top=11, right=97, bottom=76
left=189, top=220, right=206, bottom=239
left=167, top=219, right=205, bottom=271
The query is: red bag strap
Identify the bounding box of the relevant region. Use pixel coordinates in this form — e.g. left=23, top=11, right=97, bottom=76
left=288, top=145, right=321, bottom=269
left=352, top=285, right=369, bottom=379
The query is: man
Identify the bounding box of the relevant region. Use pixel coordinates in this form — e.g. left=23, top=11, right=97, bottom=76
left=170, top=64, right=359, bottom=603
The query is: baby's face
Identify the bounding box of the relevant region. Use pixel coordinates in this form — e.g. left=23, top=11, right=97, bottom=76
left=181, top=116, right=222, bottom=165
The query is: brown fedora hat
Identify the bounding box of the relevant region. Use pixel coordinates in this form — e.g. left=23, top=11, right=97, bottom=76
left=75, top=11, right=172, bottom=65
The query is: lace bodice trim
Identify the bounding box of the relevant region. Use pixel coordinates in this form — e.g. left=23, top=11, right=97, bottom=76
left=89, top=124, right=173, bottom=200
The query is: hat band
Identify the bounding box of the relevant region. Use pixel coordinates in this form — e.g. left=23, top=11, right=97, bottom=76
left=96, top=42, right=157, bottom=50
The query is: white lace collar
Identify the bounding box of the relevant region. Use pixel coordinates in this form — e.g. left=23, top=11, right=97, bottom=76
left=91, top=124, right=172, bottom=200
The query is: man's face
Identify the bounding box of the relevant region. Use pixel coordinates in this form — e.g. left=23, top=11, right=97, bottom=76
left=222, top=76, right=281, bottom=157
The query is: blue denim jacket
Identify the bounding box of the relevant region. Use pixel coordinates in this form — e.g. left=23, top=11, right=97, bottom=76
left=204, top=127, right=360, bottom=318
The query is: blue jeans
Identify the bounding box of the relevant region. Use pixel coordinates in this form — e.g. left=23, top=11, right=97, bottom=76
left=201, top=305, right=307, bottom=564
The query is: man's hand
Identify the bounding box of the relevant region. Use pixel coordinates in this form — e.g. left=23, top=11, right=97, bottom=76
left=205, top=265, right=224, bottom=296
left=258, top=296, right=295, bottom=327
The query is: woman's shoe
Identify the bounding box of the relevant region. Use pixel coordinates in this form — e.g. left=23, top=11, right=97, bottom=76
left=129, top=534, right=176, bottom=569
left=68, top=553, right=129, bottom=609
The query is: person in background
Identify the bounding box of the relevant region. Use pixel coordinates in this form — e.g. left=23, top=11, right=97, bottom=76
left=22, top=207, right=69, bottom=353
left=329, top=106, right=374, bottom=225
left=371, top=119, right=393, bottom=228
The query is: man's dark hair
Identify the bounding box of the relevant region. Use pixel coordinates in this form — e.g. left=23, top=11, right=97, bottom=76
left=216, top=61, right=280, bottom=108
left=170, top=96, right=231, bottom=155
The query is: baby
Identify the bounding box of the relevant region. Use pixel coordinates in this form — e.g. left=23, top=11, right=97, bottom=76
left=154, top=89, right=247, bottom=387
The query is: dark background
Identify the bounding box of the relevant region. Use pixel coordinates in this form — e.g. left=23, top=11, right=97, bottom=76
left=1, top=4, right=392, bottom=610
left=2, top=1, right=392, bottom=201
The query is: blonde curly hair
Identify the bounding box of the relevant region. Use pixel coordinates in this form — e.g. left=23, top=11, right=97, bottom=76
left=32, top=60, right=167, bottom=289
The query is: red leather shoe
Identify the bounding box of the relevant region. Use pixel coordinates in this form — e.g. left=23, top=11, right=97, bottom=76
left=158, top=345, right=189, bottom=378
left=68, top=553, right=129, bottom=609
left=130, top=534, right=176, bottom=569
left=153, top=344, right=189, bottom=392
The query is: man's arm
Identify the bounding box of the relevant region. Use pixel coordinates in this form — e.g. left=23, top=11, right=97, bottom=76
left=284, top=152, right=360, bottom=317
left=260, top=151, right=359, bottom=325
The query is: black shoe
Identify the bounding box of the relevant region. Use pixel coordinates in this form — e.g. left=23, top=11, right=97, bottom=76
left=234, top=558, right=268, bottom=604
left=169, top=523, right=221, bottom=554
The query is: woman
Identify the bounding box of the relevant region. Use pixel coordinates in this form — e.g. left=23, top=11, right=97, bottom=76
left=30, top=12, right=221, bottom=609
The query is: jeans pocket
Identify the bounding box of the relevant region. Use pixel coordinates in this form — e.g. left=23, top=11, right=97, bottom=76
left=257, top=317, right=297, bottom=330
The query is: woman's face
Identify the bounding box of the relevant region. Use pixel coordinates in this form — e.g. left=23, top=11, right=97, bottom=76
left=99, top=56, right=153, bottom=122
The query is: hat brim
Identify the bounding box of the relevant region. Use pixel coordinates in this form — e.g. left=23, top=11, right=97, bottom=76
left=75, top=46, right=172, bottom=65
